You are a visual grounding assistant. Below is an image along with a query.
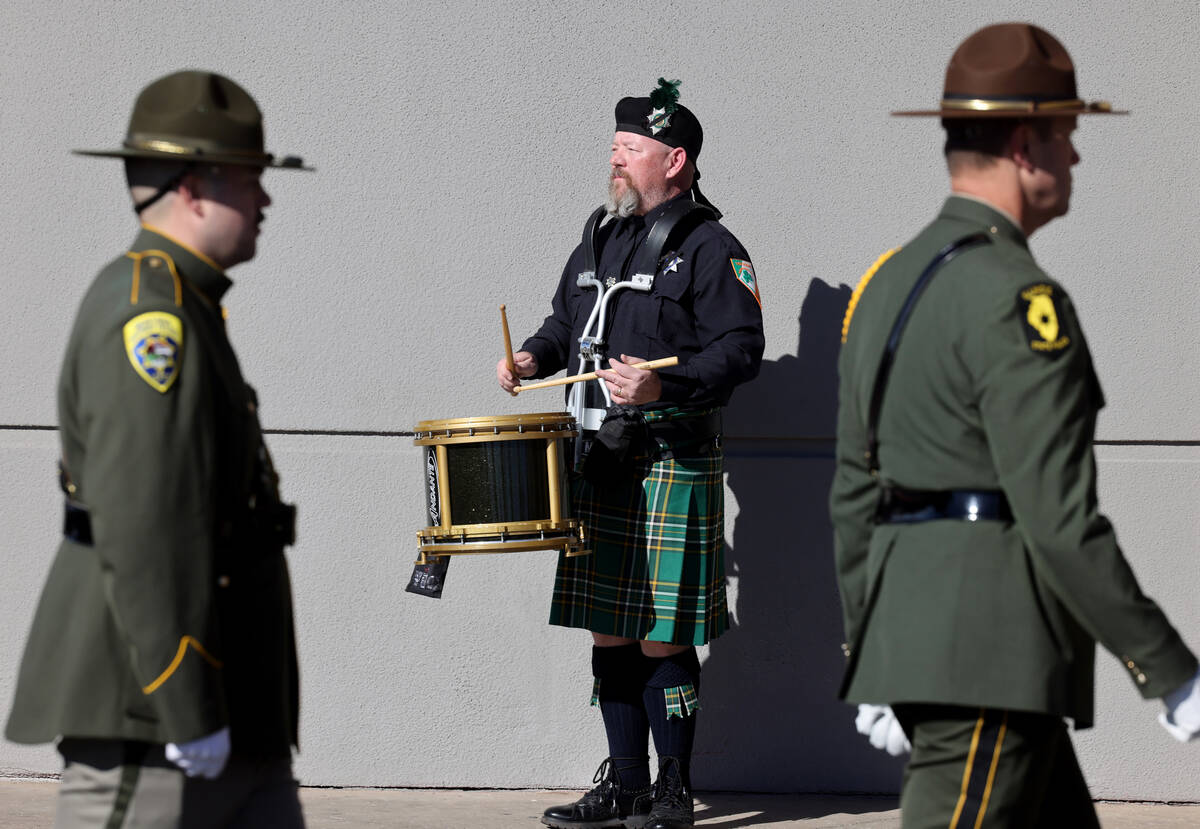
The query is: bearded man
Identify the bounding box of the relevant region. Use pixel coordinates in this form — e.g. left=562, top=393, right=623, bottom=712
left=497, top=79, right=764, bottom=829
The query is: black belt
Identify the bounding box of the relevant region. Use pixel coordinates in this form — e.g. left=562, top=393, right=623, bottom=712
left=62, top=499, right=295, bottom=548
left=63, top=500, right=94, bottom=545
left=646, top=408, right=721, bottom=443
left=876, top=487, right=1012, bottom=524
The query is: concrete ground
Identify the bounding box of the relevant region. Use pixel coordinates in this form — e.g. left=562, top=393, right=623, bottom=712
left=1, top=779, right=1197, bottom=827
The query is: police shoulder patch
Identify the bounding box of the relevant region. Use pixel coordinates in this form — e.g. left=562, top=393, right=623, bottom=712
left=730, top=258, right=761, bottom=307
left=1017, top=282, right=1071, bottom=357
left=123, top=311, right=184, bottom=392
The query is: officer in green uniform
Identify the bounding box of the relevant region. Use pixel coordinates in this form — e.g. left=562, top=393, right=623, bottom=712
left=5, top=71, right=311, bottom=828
left=831, top=23, right=1200, bottom=828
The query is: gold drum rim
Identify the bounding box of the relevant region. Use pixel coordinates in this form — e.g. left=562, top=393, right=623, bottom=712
left=414, top=411, right=576, bottom=444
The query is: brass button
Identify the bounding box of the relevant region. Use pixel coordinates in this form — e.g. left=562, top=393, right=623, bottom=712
left=148, top=257, right=162, bottom=267
left=1126, top=660, right=1136, bottom=669
left=217, top=575, right=230, bottom=588
left=1136, top=673, right=1147, bottom=685
left=989, top=226, right=998, bottom=234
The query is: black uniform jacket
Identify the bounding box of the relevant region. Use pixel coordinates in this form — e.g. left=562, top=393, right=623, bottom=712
left=521, top=196, right=765, bottom=409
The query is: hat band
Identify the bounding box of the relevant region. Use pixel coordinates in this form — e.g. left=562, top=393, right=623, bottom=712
left=124, top=137, right=273, bottom=160
left=940, top=97, right=1111, bottom=113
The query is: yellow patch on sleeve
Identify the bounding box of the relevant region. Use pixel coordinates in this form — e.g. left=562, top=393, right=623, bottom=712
left=1017, top=283, right=1071, bottom=357
left=123, top=311, right=184, bottom=392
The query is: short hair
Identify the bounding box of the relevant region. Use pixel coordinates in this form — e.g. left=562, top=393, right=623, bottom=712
left=124, top=158, right=194, bottom=190
left=942, top=118, right=1055, bottom=170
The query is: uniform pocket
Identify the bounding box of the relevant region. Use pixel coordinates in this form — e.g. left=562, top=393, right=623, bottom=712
left=650, top=272, right=694, bottom=342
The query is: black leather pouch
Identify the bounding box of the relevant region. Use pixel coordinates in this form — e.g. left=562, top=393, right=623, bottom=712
left=580, top=405, right=650, bottom=486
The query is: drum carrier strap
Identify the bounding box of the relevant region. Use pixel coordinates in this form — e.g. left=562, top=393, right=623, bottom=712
left=580, top=205, right=607, bottom=278
left=629, top=198, right=715, bottom=279
left=570, top=200, right=715, bottom=434
left=580, top=200, right=715, bottom=281
left=863, top=232, right=1014, bottom=525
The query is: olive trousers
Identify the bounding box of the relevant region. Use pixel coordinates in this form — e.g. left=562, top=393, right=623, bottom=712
left=892, top=705, right=1099, bottom=829
left=54, top=738, right=304, bottom=829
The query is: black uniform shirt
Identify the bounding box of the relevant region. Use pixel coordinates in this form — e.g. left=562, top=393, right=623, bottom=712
left=522, top=195, right=765, bottom=409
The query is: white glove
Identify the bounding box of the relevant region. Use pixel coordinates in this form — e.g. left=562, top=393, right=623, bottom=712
left=1159, top=668, right=1200, bottom=743
left=165, top=726, right=231, bottom=779
left=856, top=703, right=911, bottom=756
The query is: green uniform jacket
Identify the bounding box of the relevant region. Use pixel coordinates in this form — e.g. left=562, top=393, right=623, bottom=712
left=830, top=196, right=1196, bottom=727
left=6, top=227, right=299, bottom=756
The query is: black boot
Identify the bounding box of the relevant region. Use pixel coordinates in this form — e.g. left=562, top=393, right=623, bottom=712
left=644, top=757, right=693, bottom=829
left=542, top=758, right=652, bottom=829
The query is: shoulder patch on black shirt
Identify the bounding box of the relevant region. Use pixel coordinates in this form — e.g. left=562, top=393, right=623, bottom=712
left=730, top=258, right=761, bottom=307
left=1017, top=282, right=1071, bottom=357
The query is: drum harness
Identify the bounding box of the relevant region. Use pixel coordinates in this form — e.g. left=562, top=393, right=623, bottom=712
left=567, top=200, right=720, bottom=470
left=868, top=232, right=1014, bottom=525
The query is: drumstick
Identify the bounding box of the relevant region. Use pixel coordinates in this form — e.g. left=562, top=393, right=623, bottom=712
left=513, top=356, right=679, bottom=393
left=500, top=304, right=517, bottom=397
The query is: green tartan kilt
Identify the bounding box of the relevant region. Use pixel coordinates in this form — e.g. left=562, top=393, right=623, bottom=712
left=549, top=442, right=728, bottom=646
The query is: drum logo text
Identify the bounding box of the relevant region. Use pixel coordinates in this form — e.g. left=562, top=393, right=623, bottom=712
left=426, top=448, right=440, bottom=525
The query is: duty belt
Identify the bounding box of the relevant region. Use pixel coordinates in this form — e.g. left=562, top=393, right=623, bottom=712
left=58, top=461, right=295, bottom=548
left=875, top=486, right=1012, bottom=524
left=59, top=461, right=94, bottom=546
left=63, top=500, right=94, bottom=545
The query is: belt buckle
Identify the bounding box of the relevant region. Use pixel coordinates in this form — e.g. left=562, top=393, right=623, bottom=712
left=965, top=495, right=981, bottom=522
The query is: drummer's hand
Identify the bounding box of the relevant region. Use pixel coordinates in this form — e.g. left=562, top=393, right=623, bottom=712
left=497, top=351, right=537, bottom=394
left=598, top=355, right=661, bottom=406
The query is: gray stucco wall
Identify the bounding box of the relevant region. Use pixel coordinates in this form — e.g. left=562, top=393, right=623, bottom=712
left=2, top=0, right=1197, bottom=799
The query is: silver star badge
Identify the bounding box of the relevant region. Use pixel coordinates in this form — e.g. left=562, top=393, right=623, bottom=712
left=648, top=107, right=671, bottom=135
left=663, top=255, right=683, bottom=274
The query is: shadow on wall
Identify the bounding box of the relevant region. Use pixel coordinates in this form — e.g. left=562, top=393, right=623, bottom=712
left=693, top=279, right=905, bottom=795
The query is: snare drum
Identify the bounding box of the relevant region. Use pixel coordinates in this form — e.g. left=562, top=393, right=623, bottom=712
left=413, top=412, right=589, bottom=563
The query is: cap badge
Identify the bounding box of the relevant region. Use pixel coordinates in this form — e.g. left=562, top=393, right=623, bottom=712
left=646, top=77, right=682, bottom=137
left=648, top=107, right=672, bottom=135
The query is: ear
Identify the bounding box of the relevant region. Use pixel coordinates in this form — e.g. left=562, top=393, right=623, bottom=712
left=1008, top=123, right=1037, bottom=173
left=664, top=146, right=688, bottom=179
left=175, top=173, right=208, bottom=217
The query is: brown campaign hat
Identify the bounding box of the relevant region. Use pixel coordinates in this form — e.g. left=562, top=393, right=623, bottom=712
left=74, top=70, right=311, bottom=169
left=893, top=23, right=1126, bottom=117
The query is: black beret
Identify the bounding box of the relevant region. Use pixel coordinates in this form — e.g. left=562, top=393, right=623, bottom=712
left=614, top=78, right=702, bottom=161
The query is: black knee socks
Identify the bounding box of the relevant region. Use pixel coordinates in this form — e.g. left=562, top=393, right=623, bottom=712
left=643, top=648, right=701, bottom=789
left=593, top=644, right=652, bottom=791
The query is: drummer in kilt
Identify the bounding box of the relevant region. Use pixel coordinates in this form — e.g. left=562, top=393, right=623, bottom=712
left=498, top=79, right=764, bottom=829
